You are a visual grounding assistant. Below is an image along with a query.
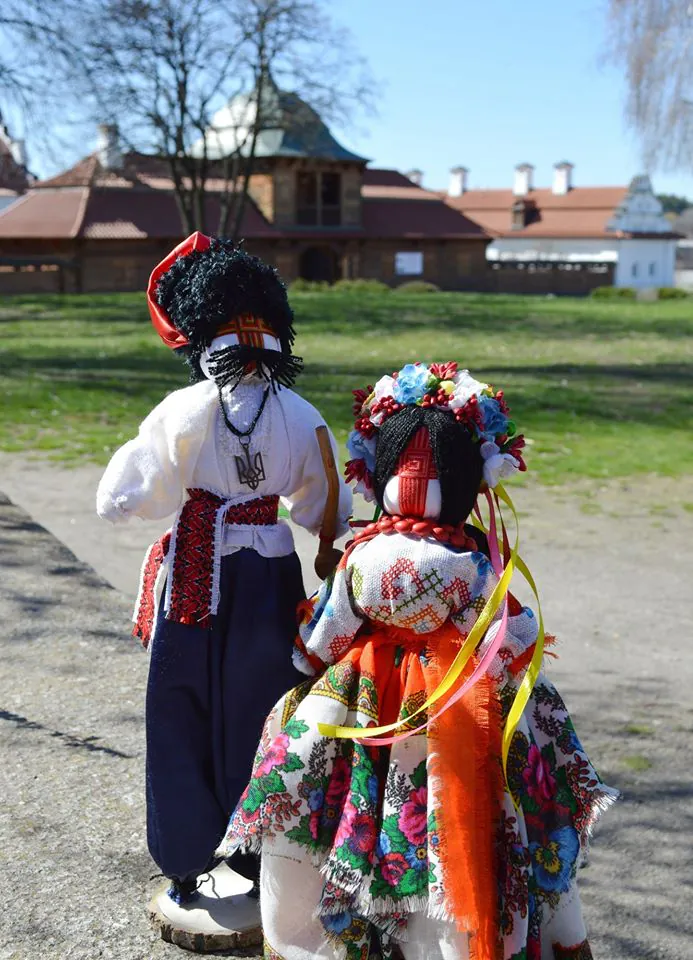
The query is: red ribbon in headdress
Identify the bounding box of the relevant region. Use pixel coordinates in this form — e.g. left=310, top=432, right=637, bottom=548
left=147, top=231, right=211, bottom=349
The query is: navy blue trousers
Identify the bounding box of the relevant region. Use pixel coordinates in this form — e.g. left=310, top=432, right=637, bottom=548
left=145, top=548, right=305, bottom=882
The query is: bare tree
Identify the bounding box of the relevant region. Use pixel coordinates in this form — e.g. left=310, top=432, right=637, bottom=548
left=9, top=0, right=373, bottom=237
left=606, top=0, right=693, bottom=171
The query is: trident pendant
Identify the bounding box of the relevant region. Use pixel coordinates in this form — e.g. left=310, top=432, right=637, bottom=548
left=235, top=438, right=266, bottom=490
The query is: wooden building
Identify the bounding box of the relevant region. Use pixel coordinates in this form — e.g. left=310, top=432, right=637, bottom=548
left=0, top=87, right=490, bottom=294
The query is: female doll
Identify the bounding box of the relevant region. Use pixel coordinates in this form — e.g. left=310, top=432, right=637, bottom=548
left=218, top=361, right=616, bottom=959
left=96, top=232, right=352, bottom=903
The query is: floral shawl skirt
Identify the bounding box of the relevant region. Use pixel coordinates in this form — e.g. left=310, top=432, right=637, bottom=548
left=218, top=620, right=616, bottom=960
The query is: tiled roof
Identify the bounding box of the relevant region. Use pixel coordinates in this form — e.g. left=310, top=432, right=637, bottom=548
left=0, top=189, right=88, bottom=238
left=0, top=159, right=489, bottom=242
left=444, top=186, right=630, bottom=238
left=362, top=169, right=487, bottom=238
left=80, top=189, right=275, bottom=239
left=362, top=198, right=487, bottom=239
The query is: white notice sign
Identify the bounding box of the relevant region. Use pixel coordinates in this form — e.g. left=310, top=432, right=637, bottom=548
left=395, top=252, right=424, bottom=276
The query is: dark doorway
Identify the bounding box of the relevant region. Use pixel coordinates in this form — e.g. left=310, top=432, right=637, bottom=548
left=299, top=246, right=339, bottom=283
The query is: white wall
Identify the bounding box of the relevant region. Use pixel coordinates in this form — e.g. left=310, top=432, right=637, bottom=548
left=613, top=238, right=677, bottom=288
left=487, top=235, right=676, bottom=287
left=487, top=237, right=618, bottom=262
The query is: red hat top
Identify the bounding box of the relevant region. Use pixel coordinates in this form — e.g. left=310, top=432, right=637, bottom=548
left=147, top=232, right=211, bottom=349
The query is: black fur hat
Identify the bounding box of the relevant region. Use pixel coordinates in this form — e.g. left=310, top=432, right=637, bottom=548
left=154, top=238, right=302, bottom=388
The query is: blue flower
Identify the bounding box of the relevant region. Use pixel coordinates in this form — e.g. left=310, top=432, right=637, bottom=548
left=347, top=429, right=377, bottom=472
left=404, top=843, right=428, bottom=872
left=322, top=912, right=352, bottom=934
left=366, top=774, right=379, bottom=805
left=376, top=831, right=392, bottom=857
left=393, top=364, right=430, bottom=404
left=478, top=396, right=509, bottom=440
left=529, top=825, right=580, bottom=893
left=308, top=788, right=324, bottom=811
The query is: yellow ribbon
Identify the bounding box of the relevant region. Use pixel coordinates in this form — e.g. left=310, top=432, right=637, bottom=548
left=471, top=485, right=545, bottom=783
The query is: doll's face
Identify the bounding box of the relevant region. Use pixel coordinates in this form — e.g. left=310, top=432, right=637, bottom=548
left=382, top=426, right=442, bottom=519
left=199, top=332, right=282, bottom=382
left=383, top=475, right=442, bottom=520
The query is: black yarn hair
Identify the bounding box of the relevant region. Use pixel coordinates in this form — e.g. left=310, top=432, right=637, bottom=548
left=156, top=239, right=302, bottom=387
left=373, top=405, right=484, bottom=526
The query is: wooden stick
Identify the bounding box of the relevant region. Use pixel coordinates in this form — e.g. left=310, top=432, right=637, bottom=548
left=314, top=425, right=342, bottom=580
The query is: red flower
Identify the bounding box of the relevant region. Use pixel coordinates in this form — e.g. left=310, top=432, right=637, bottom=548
left=381, top=852, right=410, bottom=886
left=354, top=416, right=377, bottom=438
left=326, top=756, right=351, bottom=808
left=348, top=813, right=377, bottom=855
left=334, top=798, right=358, bottom=847
left=430, top=361, right=458, bottom=381
left=255, top=733, right=290, bottom=777
left=345, top=459, right=373, bottom=488
left=398, top=786, right=428, bottom=845
left=507, top=434, right=527, bottom=472
left=522, top=744, right=557, bottom=807
left=309, top=809, right=321, bottom=840
left=352, top=385, right=373, bottom=415
left=495, top=389, right=510, bottom=415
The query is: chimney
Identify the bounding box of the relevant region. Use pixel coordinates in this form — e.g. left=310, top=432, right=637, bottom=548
left=513, top=163, right=534, bottom=196
left=553, top=161, right=574, bottom=195
left=97, top=123, right=123, bottom=171
left=448, top=166, right=469, bottom=197
left=10, top=138, right=27, bottom=168
left=406, top=169, right=423, bottom=187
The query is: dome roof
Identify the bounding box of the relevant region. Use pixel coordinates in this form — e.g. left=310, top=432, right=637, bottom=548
left=194, top=75, right=366, bottom=163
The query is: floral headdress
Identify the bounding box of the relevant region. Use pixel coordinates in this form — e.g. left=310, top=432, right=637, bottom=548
left=345, top=361, right=527, bottom=500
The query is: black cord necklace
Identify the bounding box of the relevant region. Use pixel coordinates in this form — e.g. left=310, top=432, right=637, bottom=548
left=218, top=386, right=270, bottom=490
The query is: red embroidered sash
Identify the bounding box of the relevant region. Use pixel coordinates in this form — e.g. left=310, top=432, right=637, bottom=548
left=133, top=490, right=279, bottom=648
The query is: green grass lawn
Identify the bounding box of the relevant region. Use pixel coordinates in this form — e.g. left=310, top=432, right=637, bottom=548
left=0, top=290, right=691, bottom=484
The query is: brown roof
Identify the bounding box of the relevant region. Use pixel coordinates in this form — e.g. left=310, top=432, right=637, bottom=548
left=0, top=189, right=88, bottom=238
left=445, top=186, right=631, bottom=238
left=0, top=185, right=274, bottom=240
left=362, top=169, right=488, bottom=238
left=0, top=155, right=489, bottom=242
left=362, top=198, right=486, bottom=239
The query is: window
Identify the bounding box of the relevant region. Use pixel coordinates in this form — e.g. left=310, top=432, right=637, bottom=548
left=395, top=252, right=424, bottom=276
left=649, top=261, right=656, bottom=277
left=631, top=262, right=638, bottom=278
left=296, top=172, right=318, bottom=225
left=296, top=171, right=341, bottom=226
left=321, top=172, right=341, bottom=226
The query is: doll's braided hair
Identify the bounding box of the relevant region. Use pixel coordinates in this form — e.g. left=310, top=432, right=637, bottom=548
left=373, top=405, right=483, bottom=526
left=155, top=239, right=302, bottom=387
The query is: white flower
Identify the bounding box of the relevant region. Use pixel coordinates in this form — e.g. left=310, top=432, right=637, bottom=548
left=369, top=375, right=397, bottom=425
left=448, top=369, right=489, bottom=410
left=480, top=441, right=520, bottom=488
left=354, top=478, right=376, bottom=502
left=373, top=375, right=396, bottom=401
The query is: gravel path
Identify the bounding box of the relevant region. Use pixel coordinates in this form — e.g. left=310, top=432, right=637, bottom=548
left=1, top=452, right=692, bottom=960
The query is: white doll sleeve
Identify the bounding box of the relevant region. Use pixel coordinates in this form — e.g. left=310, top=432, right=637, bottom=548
left=96, top=385, right=210, bottom=523
left=280, top=392, right=353, bottom=538
left=293, top=563, right=364, bottom=675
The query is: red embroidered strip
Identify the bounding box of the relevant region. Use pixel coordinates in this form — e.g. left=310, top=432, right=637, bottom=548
left=168, top=489, right=223, bottom=629
left=225, top=494, right=279, bottom=526
left=132, top=531, right=171, bottom=649
left=133, top=490, right=281, bottom=640
left=394, top=426, right=437, bottom=517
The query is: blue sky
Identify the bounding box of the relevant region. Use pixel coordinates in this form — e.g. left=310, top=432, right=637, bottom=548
left=330, top=0, right=693, bottom=197
left=9, top=0, right=693, bottom=198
